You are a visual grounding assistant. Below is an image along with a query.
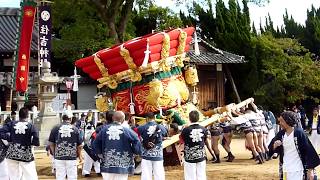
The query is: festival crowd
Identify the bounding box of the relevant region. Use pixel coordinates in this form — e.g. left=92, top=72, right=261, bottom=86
left=0, top=103, right=320, bottom=180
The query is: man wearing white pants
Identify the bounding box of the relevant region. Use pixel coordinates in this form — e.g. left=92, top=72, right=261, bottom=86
left=180, top=111, right=215, bottom=180
left=93, top=111, right=142, bottom=180
left=49, top=110, right=83, bottom=180
left=137, top=112, right=168, bottom=180
left=0, top=107, right=39, bottom=180
left=0, top=128, right=9, bottom=180
left=0, top=159, right=8, bottom=180
left=82, top=150, right=100, bottom=176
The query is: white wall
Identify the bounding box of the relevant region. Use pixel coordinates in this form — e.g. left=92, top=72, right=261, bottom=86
left=3, top=57, right=38, bottom=67
left=77, top=84, right=97, bottom=110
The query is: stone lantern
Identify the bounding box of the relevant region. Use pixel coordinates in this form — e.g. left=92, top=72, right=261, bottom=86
left=34, top=61, right=62, bottom=145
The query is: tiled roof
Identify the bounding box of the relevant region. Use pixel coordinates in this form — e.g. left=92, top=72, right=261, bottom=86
left=188, top=51, right=246, bottom=64
left=0, top=8, right=38, bottom=53
left=188, top=38, right=246, bottom=64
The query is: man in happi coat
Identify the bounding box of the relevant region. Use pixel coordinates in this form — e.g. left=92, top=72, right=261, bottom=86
left=269, top=111, right=320, bottom=180
left=82, top=123, right=101, bottom=177
left=49, top=110, right=83, bottom=180
left=75, top=113, right=86, bottom=142
left=137, top=112, right=168, bottom=180
left=0, top=118, right=9, bottom=179
left=93, top=111, right=142, bottom=180
left=0, top=107, right=39, bottom=180
left=180, top=110, right=215, bottom=180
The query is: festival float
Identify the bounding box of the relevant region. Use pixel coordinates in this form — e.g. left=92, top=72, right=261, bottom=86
left=75, top=27, right=204, bottom=122
left=75, top=27, right=256, bottom=166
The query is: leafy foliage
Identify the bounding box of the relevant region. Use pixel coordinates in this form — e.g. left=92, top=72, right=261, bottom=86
left=132, top=4, right=183, bottom=36
left=253, top=35, right=320, bottom=112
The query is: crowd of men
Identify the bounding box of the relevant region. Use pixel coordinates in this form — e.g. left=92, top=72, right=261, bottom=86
left=0, top=107, right=215, bottom=180
left=0, top=103, right=320, bottom=180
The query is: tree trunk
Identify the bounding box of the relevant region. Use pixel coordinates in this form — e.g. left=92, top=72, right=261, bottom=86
left=118, top=0, right=135, bottom=42
left=108, top=20, right=119, bottom=43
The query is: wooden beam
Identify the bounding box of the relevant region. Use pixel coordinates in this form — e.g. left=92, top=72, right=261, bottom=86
left=163, top=114, right=222, bottom=148
left=162, top=98, right=255, bottom=148
left=224, top=64, right=241, bottom=103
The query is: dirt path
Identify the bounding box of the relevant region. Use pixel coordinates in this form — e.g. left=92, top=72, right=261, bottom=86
left=34, top=138, right=310, bottom=180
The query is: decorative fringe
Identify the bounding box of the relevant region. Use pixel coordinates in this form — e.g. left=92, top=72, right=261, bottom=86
left=142, top=39, right=150, bottom=67
left=72, top=67, right=79, bottom=92
left=194, top=31, right=200, bottom=56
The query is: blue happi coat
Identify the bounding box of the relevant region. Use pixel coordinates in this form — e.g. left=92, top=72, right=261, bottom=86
left=0, top=120, right=39, bottom=162
left=269, top=127, right=320, bottom=180
left=137, top=121, right=168, bottom=161
left=0, top=125, right=8, bottom=163
left=48, top=123, right=82, bottom=160
left=93, top=122, right=142, bottom=174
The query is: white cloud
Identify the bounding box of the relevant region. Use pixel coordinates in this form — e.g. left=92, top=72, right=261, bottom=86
left=249, top=0, right=320, bottom=29
left=0, top=0, right=20, bottom=7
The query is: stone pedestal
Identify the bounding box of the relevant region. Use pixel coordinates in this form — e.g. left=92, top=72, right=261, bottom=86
left=34, top=115, right=60, bottom=146
left=15, top=95, right=25, bottom=111
left=35, top=61, right=62, bottom=146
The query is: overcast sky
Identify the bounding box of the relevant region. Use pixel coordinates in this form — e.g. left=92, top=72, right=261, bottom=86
left=1, top=0, right=320, bottom=29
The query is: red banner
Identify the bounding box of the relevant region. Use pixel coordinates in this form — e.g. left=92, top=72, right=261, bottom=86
left=15, top=4, right=36, bottom=92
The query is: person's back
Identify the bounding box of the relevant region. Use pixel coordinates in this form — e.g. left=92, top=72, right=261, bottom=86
left=181, top=123, right=208, bottom=163
left=49, top=123, right=81, bottom=160
left=0, top=121, right=9, bottom=179
left=137, top=119, right=167, bottom=161
left=180, top=110, right=214, bottom=180
left=49, top=112, right=83, bottom=180
left=0, top=107, right=39, bottom=180
left=93, top=111, right=141, bottom=180
left=6, top=120, right=39, bottom=161
left=137, top=112, right=167, bottom=180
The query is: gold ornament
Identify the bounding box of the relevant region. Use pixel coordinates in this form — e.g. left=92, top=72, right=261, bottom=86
left=120, top=45, right=142, bottom=82
left=146, top=79, right=164, bottom=107
left=185, top=66, right=199, bottom=86
left=159, top=33, right=171, bottom=72
left=174, top=78, right=189, bottom=101
left=96, top=96, right=108, bottom=112
left=94, top=55, right=118, bottom=89
left=176, top=29, right=187, bottom=67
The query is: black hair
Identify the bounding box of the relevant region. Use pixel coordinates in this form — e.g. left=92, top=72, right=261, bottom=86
left=4, top=117, right=11, bottom=124
left=11, top=111, right=16, bottom=116
left=170, top=123, right=179, bottom=133
left=124, top=112, right=130, bottom=121
left=280, top=111, right=298, bottom=127
left=19, top=107, right=29, bottom=119
left=246, top=103, right=257, bottom=113
left=106, top=110, right=115, bottom=124
left=145, top=112, right=155, bottom=119
left=62, top=115, right=70, bottom=121
left=81, top=113, right=86, bottom=117
left=189, top=110, right=199, bottom=123
left=71, top=117, right=77, bottom=125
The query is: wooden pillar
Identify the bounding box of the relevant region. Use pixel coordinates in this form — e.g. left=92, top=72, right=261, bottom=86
left=225, top=64, right=241, bottom=103
left=216, top=64, right=224, bottom=107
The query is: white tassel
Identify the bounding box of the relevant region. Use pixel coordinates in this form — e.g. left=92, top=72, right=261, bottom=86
left=72, top=67, right=79, bottom=92
left=129, top=102, right=135, bottom=115
left=194, top=32, right=200, bottom=56
left=129, top=83, right=135, bottom=114
left=142, top=39, right=150, bottom=67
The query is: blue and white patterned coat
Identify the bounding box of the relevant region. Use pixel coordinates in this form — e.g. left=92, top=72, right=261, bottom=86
left=93, top=122, right=142, bottom=174
left=137, top=121, right=168, bottom=161
left=0, top=120, right=39, bottom=162
left=48, top=123, right=82, bottom=160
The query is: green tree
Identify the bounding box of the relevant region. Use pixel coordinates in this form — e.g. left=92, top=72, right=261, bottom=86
left=51, top=0, right=112, bottom=75
left=253, top=34, right=320, bottom=113
left=283, top=9, right=304, bottom=39
left=132, top=4, right=183, bottom=36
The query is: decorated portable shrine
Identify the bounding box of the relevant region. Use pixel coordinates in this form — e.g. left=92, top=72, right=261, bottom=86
left=75, top=27, right=201, bottom=118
